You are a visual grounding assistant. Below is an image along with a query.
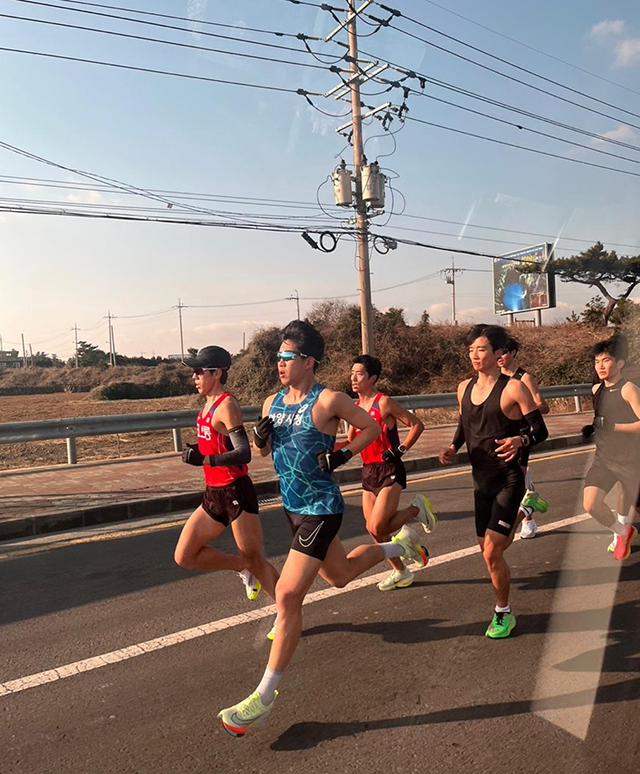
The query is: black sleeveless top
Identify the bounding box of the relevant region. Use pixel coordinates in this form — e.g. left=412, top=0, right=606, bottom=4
left=512, top=367, right=527, bottom=380
left=462, top=373, right=523, bottom=469
left=592, top=378, right=640, bottom=463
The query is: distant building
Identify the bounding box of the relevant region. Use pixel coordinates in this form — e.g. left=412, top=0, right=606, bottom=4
left=167, top=354, right=183, bottom=361
left=0, top=349, right=23, bottom=368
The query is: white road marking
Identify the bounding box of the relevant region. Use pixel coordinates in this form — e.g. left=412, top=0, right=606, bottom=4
left=0, top=512, right=590, bottom=698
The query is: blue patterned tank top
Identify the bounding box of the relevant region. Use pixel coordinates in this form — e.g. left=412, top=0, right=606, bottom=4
left=269, top=383, right=344, bottom=516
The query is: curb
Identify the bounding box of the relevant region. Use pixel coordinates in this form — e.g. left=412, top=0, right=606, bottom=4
left=0, top=433, right=589, bottom=542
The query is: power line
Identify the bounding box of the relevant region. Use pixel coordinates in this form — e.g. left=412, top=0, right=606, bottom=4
left=0, top=11, right=338, bottom=73
left=380, top=3, right=640, bottom=122
left=363, top=15, right=640, bottom=133
left=418, top=0, right=640, bottom=98
left=10, top=0, right=334, bottom=59
left=55, top=0, right=308, bottom=40
left=0, top=46, right=314, bottom=97
left=405, top=115, right=640, bottom=180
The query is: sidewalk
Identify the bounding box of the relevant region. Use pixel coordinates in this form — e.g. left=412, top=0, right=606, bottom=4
left=0, top=413, right=591, bottom=541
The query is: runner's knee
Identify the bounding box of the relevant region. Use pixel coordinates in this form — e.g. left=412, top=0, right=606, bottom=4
left=174, top=546, right=197, bottom=569
left=482, top=542, right=504, bottom=570
left=276, top=585, right=305, bottom=614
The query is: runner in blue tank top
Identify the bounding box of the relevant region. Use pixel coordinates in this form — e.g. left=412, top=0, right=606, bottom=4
left=218, top=320, right=428, bottom=737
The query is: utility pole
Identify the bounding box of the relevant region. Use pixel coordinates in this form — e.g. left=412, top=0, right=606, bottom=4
left=177, top=299, right=185, bottom=361
left=242, top=331, right=246, bottom=351
left=74, top=323, right=79, bottom=368
left=286, top=289, right=301, bottom=320
left=346, top=1, right=374, bottom=355
left=440, top=257, right=464, bottom=324
left=21, top=333, right=27, bottom=367
left=107, top=311, right=115, bottom=367
left=29, top=343, right=33, bottom=367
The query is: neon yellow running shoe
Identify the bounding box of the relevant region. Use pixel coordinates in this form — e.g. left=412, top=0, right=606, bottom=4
left=218, top=691, right=278, bottom=737
left=377, top=566, right=414, bottom=591
left=238, top=570, right=261, bottom=601
left=485, top=611, right=516, bottom=639
left=521, top=490, right=548, bottom=514
left=266, top=614, right=278, bottom=641
left=607, top=535, right=617, bottom=553
left=392, top=525, right=429, bottom=567
left=411, top=494, right=438, bottom=534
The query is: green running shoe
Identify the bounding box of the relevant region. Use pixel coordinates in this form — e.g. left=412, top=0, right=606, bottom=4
left=521, top=490, right=548, bottom=514
left=238, top=569, right=261, bottom=601
left=377, top=566, right=414, bottom=591
left=266, top=614, right=278, bottom=641
left=485, top=611, right=516, bottom=639
left=411, top=494, right=438, bottom=534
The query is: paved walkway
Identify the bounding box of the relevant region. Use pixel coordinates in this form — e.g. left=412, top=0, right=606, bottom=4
left=0, top=413, right=589, bottom=526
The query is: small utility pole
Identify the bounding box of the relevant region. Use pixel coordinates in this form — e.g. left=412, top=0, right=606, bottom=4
left=74, top=323, right=79, bottom=368
left=242, top=331, right=246, bottom=351
left=177, top=299, right=185, bottom=361
left=286, top=289, right=301, bottom=320
left=107, top=311, right=115, bottom=367
left=440, top=257, right=464, bottom=324
left=21, top=333, right=27, bottom=367
left=346, top=1, right=374, bottom=355
left=29, top=343, right=34, bottom=367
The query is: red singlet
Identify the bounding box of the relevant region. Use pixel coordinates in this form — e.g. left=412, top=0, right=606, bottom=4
left=355, top=393, right=400, bottom=464
left=196, top=392, right=248, bottom=487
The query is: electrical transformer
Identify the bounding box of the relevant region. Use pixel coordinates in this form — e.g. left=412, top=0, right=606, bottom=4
left=361, top=162, right=385, bottom=208
left=332, top=160, right=353, bottom=207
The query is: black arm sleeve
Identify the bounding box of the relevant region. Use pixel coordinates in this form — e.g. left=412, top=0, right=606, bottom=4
left=523, top=409, right=548, bottom=446
left=451, top=417, right=465, bottom=452
left=208, top=426, right=251, bottom=467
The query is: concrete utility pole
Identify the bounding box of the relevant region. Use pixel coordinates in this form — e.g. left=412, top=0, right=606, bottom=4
left=440, top=257, right=464, bottom=324
left=287, top=289, right=301, bottom=320
left=346, top=1, right=375, bottom=355
left=107, top=311, right=115, bottom=367
left=21, top=333, right=27, bottom=367
left=177, top=299, right=185, bottom=361
left=29, top=343, right=33, bottom=367
left=74, top=323, right=79, bottom=368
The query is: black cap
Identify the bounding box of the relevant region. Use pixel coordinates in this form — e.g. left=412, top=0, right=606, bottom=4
left=183, top=346, right=232, bottom=369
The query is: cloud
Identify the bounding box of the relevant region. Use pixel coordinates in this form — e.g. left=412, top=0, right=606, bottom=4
left=614, top=37, right=640, bottom=67
left=456, top=306, right=491, bottom=320
left=591, top=123, right=638, bottom=145
left=590, top=20, right=625, bottom=37
left=427, top=303, right=449, bottom=318
left=589, top=20, right=640, bottom=68
left=65, top=190, right=104, bottom=204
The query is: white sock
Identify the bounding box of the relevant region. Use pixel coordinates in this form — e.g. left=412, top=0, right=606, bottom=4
left=618, top=511, right=633, bottom=525
left=495, top=604, right=511, bottom=614
left=381, top=542, right=404, bottom=559
left=612, top=520, right=627, bottom=537
left=519, top=505, right=534, bottom=519
left=256, top=667, right=282, bottom=705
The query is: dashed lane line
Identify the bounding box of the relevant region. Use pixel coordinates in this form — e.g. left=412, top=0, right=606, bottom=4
left=0, top=512, right=590, bottom=699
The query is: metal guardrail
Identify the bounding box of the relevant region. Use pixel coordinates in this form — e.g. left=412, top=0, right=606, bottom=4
left=0, top=384, right=592, bottom=464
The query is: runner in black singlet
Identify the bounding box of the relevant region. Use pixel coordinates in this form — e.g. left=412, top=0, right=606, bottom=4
left=439, top=325, right=548, bottom=639
left=500, top=337, right=550, bottom=539
left=582, top=336, right=640, bottom=560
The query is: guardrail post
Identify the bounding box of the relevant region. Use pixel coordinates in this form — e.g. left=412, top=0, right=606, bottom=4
left=574, top=396, right=582, bottom=413
left=172, top=428, right=182, bottom=452
left=66, top=437, right=77, bottom=465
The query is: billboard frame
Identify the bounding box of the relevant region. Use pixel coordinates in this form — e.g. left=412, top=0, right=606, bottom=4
left=492, top=242, right=556, bottom=317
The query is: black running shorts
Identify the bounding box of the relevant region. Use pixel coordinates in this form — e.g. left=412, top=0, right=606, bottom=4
left=284, top=509, right=343, bottom=561
left=585, top=457, right=640, bottom=509
left=361, top=459, right=407, bottom=496
left=472, top=465, right=525, bottom=538
left=201, top=476, right=259, bottom=526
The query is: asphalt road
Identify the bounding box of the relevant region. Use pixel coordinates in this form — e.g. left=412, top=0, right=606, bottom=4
left=1, top=447, right=639, bottom=774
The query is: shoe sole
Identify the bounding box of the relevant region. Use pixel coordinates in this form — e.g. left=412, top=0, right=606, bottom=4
left=485, top=617, right=517, bottom=639
left=378, top=577, right=414, bottom=591
left=520, top=533, right=536, bottom=539
left=414, top=495, right=438, bottom=534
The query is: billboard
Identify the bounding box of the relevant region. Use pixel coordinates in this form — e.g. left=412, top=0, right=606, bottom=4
left=492, top=243, right=556, bottom=316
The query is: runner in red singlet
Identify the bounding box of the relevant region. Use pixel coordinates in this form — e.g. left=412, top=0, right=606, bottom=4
left=348, top=355, right=438, bottom=591
left=174, top=346, right=279, bottom=604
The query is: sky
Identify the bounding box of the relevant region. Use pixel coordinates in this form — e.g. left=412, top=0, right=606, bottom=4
left=1, top=0, right=640, bottom=359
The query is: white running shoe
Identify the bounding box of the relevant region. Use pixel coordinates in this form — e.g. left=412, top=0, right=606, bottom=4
left=520, top=518, right=537, bottom=539
left=411, top=494, right=438, bottom=534
left=266, top=614, right=278, bottom=641
left=377, top=566, right=414, bottom=591
left=238, top=569, right=261, bottom=601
